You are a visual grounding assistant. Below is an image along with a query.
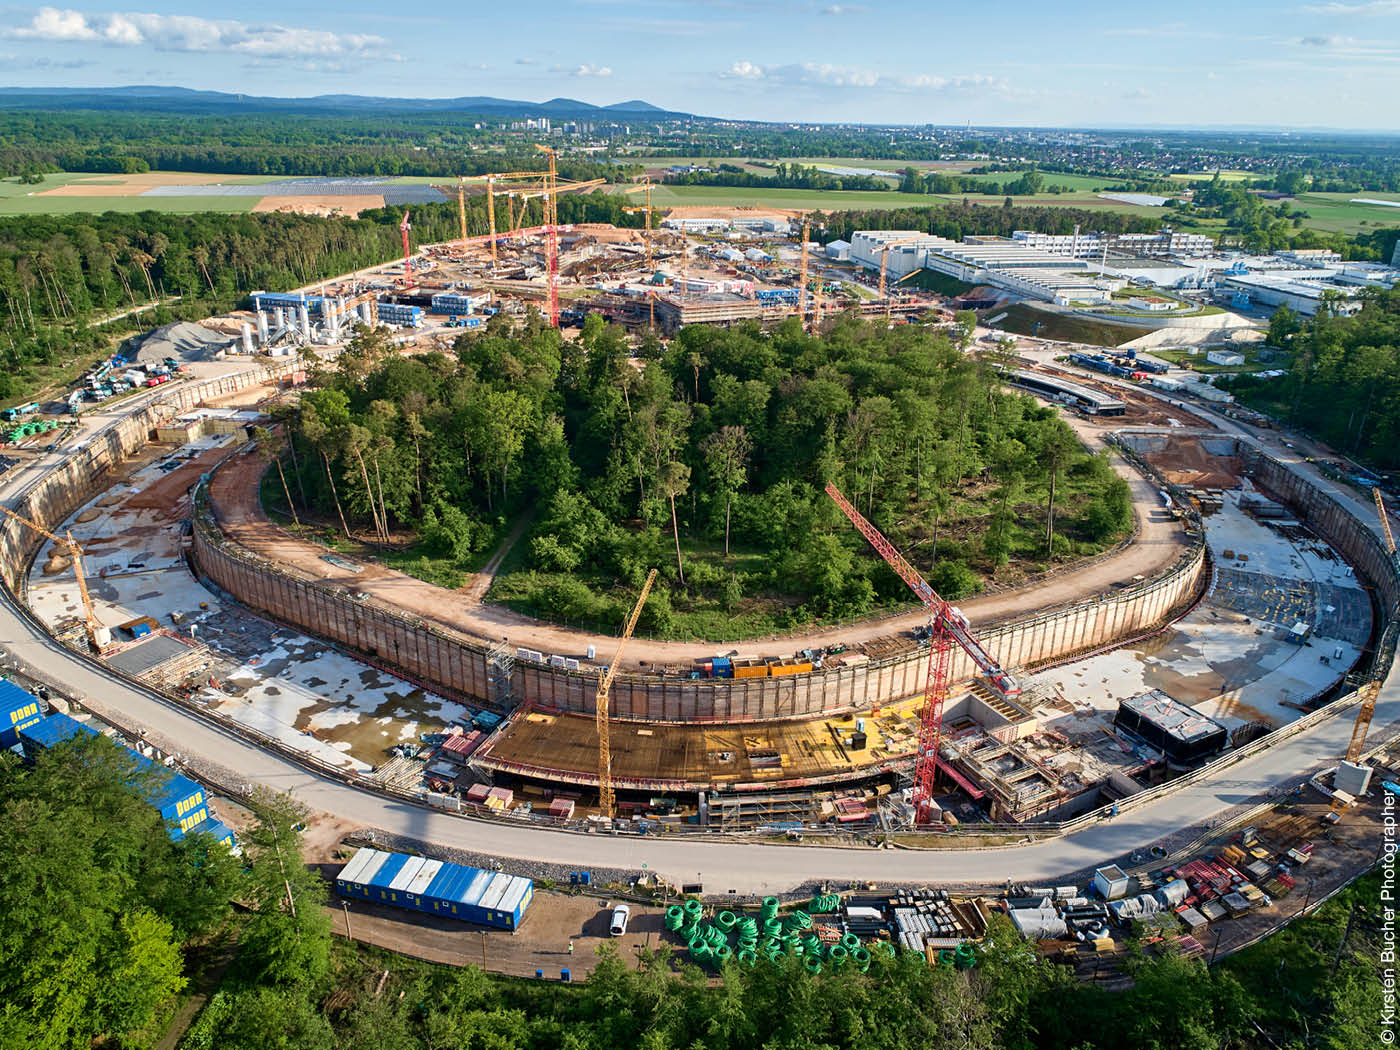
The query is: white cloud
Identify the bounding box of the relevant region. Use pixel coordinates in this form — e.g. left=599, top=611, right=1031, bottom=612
left=6, top=7, right=393, bottom=62
left=723, top=60, right=764, bottom=79
left=820, top=4, right=868, bottom=14
left=1302, top=0, right=1400, bottom=12
left=722, top=60, right=1007, bottom=95
left=1300, top=34, right=1358, bottom=45
left=574, top=63, right=611, bottom=77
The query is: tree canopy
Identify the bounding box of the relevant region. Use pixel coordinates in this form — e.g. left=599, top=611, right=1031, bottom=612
left=279, top=314, right=1130, bottom=639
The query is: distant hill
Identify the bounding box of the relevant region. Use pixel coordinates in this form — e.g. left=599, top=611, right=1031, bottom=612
left=0, top=85, right=694, bottom=119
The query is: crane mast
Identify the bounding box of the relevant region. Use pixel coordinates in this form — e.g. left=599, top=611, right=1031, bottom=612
left=398, top=209, right=413, bottom=285
left=825, top=482, right=1017, bottom=822
left=798, top=217, right=810, bottom=330
left=596, top=568, right=657, bottom=818
left=0, top=505, right=104, bottom=651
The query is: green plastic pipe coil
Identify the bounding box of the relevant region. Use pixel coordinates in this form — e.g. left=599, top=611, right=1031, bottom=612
left=716, top=911, right=737, bottom=930
left=805, top=957, right=823, bottom=974
left=840, top=933, right=860, bottom=950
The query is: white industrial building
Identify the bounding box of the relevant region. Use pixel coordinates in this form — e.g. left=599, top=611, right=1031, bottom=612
left=1218, top=271, right=1365, bottom=317
left=825, top=239, right=852, bottom=261
left=851, top=230, right=1123, bottom=305
left=1206, top=349, right=1245, bottom=366
left=1011, top=227, right=1213, bottom=259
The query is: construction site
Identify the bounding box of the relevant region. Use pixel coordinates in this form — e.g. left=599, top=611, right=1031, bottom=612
left=0, top=152, right=1393, bottom=853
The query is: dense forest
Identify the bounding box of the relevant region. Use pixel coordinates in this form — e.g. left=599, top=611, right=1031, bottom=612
left=0, top=734, right=327, bottom=1049
left=275, top=315, right=1132, bottom=639
left=0, top=109, right=637, bottom=181
left=1223, top=287, right=1400, bottom=468
left=0, top=732, right=1380, bottom=1049
left=663, top=162, right=890, bottom=192
left=815, top=201, right=1163, bottom=244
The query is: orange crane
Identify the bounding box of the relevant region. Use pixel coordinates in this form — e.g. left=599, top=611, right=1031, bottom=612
left=398, top=209, right=413, bottom=285
left=825, top=483, right=1020, bottom=823
left=0, top=505, right=105, bottom=651
left=798, top=217, right=810, bottom=330
left=456, top=177, right=469, bottom=248
left=623, top=177, right=656, bottom=264
left=596, top=568, right=657, bottom=818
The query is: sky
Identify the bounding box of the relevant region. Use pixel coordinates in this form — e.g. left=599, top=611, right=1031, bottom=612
left=0, top=1, right=1397, bottom=129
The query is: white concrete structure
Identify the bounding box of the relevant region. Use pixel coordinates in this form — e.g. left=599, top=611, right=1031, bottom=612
left=1219, top=271, right=1364, bottom=317
left=850, top=230, right=1122, bottom=304
left=825, top=239, right=851, bottom=261
left=1277, top=249, right=1342, bottom=268
left=1129, top=296, right=1176, bottom=312
left=1206, top=349, right=1245, bottom=366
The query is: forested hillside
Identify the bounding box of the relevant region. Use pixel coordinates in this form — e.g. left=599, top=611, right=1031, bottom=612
left=1223, top=287, right=1400, bottom=467
left=277, top=315, right=1132, bottom=639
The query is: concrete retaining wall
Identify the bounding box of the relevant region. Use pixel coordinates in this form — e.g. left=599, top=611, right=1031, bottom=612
left=192, top=486, right=1208, bottom=722
left=0, top=361, right=300, bottom=592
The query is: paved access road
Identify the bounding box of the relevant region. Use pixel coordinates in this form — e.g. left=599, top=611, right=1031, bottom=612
left=0, top=572, right=1387, bottom=893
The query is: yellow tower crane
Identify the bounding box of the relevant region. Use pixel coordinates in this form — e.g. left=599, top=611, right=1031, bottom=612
left=1328, top=489, right=1398, bottom=818
left=0, top=505, right=105, bottom=651
left=596, top=568, right=657, bottom=818
left=456, top=176, right=469, bottom=248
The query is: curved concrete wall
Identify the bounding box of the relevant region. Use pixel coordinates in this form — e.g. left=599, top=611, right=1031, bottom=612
left=0, top=361, right=301, bottom=592
left=192, top=485, right=1208, bottom=722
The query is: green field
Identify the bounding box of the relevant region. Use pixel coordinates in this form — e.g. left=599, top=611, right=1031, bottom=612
left=1290, top=191, right=1400, bottom=234
left=1166, top=170, right=1256, bottom=182
left=0, top=194, right=257, bottom=216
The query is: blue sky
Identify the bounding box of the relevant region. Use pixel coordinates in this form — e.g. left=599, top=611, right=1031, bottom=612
left=0, top=1, right=1396, bottom=129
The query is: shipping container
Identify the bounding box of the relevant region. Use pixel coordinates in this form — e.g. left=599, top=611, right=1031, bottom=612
left=19, top=713, right=233, bottom=848
left=0, top=679, right=43, bottom=748
left=335, top=846, right=533, bottom=930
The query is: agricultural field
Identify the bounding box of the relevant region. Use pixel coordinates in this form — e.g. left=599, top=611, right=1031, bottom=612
left=0, top=171, right=274, bottom=215
left=1289, top=191, right=1400, bottom=235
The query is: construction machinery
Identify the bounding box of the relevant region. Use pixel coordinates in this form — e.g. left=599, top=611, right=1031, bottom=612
left=398, top=210, right=413, bottom=285
left=0, top=505, right=106, bottom=651
left=798, top=217, right=810, bottom=330
left=1375, top=489, right=1399, bottom=574
left=536, top=145, right=561, bottom=328
left=596, top=568, right=657, bottom=818
left=825, top=483, right=1019, bottom=823
left=623, top=177, right=655, bottom=264
left=878, top=235, right=927, bottom=321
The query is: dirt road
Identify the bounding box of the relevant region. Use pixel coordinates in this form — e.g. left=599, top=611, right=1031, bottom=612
left=208, top=414, right=1188, bottom=668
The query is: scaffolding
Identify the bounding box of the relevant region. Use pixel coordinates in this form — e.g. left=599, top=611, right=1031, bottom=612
left=486, top=640, right=516, bottom=707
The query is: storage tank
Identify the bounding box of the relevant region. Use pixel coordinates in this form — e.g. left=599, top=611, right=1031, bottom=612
left=256, top=311, right=269, bottom=345
left=240, top=323, right=254, bottom=355
left=299, top=305, right=311, bottom=340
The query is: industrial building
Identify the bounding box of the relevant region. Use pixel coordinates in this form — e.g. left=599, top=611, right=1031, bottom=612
left=1006, top=369, right=1127, bottom=416
left=1113, top=692, right=1228, bottom=765
left=850, top=231, right=1123, bottom=305
left=18, top=712, right=236, bottom=846
left=1010, top=228, right=1214, bottom=259
left=335, top=846, right=533, bottom=930
left=1217, top=271, right=1364, bottom=317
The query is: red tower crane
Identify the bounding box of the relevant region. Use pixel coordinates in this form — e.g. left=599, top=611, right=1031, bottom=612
left=399, top=209, right=413, bottom=284
left=825, top=482, right=1020, bottom=823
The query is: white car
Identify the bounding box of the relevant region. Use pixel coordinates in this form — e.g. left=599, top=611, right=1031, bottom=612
left=609, top=904, right=630, bottom=937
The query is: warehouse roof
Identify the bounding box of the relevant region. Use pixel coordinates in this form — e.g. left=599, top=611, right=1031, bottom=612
left=1120, top=690, right=1227, bottom=744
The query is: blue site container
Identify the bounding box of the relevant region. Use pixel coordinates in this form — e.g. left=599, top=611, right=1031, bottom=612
left=17, top=711, right=99, bottom=750
left=19, top=713, right=226, bottom=846
left=375, top=302, right=423, bottom=327
left=711, top=657, right=733, bottom=679
left=251, top=292, right=324, bottom=317
left=335, top=846, right=533, bottom=930
left=0, top=679, right=43, bottom=748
